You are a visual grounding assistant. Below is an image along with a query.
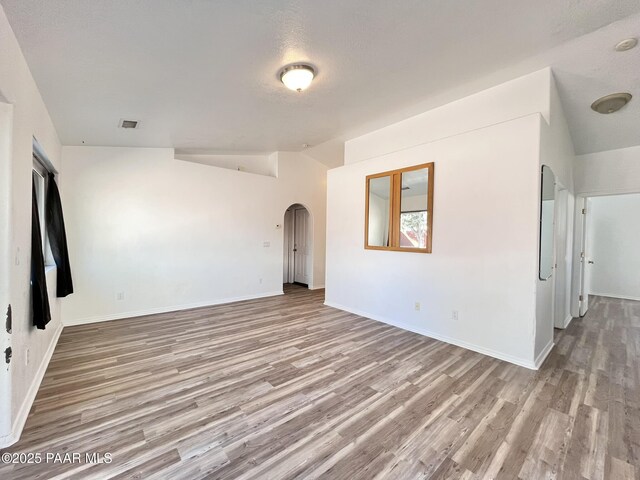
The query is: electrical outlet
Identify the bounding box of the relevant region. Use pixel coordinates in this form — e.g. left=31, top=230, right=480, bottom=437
left=452, top=310, right=459, bottom=321
left=263, top=241, right=270, bottom=247
left=259, top=278, right=263, bottom=284
left=116, top=292, right=125, bottom=301
left=414, top=302, right=420, bottom=311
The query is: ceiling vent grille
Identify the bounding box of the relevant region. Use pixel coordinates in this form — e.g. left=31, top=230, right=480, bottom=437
left=119, top=119, right=139, bottom=129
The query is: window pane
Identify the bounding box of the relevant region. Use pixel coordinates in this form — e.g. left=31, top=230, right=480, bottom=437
left=367, top=176, right=391, bottom=247
left=400, top=168, right=429, bottom=249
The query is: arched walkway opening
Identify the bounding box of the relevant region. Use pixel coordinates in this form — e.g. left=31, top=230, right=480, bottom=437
left=282, top=203, right=312, bottom=292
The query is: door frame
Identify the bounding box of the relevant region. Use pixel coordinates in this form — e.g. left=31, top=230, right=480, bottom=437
left=578, top=197, right=590, bottom=316
left=0, top=100, right=13, bottom=445
left=282, top=203, right=313, bottom=288
left=552, top=182, right=571, bottom=328
left=569, top=195, right=589, bottom=318
left=283, top=208, right=295, bottom=284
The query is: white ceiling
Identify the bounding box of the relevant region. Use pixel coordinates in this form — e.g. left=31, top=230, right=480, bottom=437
left=2, top=0, right=639, bottom=161
left=544, top=14, right=640, bottom=155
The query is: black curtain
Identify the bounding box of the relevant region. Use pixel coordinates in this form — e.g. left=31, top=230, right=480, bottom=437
left=31, top=179, right=51, bottom=329
left=45, top=172, right=73, bottom=297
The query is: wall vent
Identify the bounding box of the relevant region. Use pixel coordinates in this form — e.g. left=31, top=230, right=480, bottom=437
left=119, top=119, right=139, bottom=129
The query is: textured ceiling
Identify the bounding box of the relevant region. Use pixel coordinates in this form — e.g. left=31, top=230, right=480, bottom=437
left=548, top=14, right=640, bottom=155
left=1, top=0, right=639, bottom=161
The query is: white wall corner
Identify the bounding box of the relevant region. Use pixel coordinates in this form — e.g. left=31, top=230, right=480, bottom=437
left=534, top=339, right=554, bottom=369
left=563, top=315, right=574, bottom=329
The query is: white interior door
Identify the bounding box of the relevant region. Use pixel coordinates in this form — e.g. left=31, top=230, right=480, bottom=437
left=579, top=197, right=590, bottom=316
left=293, top=208, right=310, bottom=285
left=283, top=209, right=294, bottom=283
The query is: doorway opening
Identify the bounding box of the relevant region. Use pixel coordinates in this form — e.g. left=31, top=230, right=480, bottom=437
left=575, top=192, right=640, bottom=317
left=283, top=204, right=312, bottom=292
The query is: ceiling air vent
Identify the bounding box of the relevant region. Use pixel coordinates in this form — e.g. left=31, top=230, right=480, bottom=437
left=119, top=119, right=139, bottom=129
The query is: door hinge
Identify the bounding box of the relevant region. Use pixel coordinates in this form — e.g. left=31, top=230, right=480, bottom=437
left=582, top=208, right=586, bottom=214
left=5, top=304, right=11, bottom=334
left=579, top=295, right=583, bottom=301
left=580, top=251, right=585, bottom=259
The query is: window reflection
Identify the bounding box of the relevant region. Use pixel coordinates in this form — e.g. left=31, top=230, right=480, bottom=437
left=400, top=168, right=429, bottom=249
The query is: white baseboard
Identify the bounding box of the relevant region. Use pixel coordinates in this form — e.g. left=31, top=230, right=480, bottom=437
left=555, top=314, right=574, bottom=330
left=324, top=301, right=538, bottom=370
left=309, top=284, right=325, bottom=291
left=564, top=314, right=574, bottom=329
left=534, top=339, right=554, bottom=369
left=0, top=323, right=63, bottom=448
left=589, top=292, right=640, bottom=302
left=64, top=291, right=284, bottom=326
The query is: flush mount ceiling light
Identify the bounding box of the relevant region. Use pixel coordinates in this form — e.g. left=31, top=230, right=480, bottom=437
left=280, top=64, right=315, bottom=92
left=615, top=37, right=638, bottom=51
left=591, top=93, right=632, bottom=114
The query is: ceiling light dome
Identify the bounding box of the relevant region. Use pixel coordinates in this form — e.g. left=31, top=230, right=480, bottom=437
left=615, top=38, right=637, bottom=51
left=591, top=93, right=632, bottom=114
left=280, top=64, right=315, bottom=92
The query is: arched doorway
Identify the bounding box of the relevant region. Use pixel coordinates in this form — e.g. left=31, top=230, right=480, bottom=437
left=283, top=204, right=312, bottom=290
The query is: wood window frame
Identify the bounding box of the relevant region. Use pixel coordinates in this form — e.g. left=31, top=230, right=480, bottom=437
left=365, top=162, right=434, bottom=253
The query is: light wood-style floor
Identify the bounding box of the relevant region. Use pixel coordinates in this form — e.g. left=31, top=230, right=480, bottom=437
left=1, top=287, right=639, bottom=479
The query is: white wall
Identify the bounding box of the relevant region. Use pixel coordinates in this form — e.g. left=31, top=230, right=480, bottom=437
left=60, top=147, right=327, bottom=325
left=0, top=94, right=12, bottom=446
left=0, top=5, right=63, bottom=447
left=326, top=68, right=578, bottom=369
left=534, top=74, right=576, bottom=361
left=344, top=69, right=551, bottom=165
left=175, top=153, right=277, bottom=177
left=327, top=112, right=542, bottom=368
left=587, top=194, right=640, bottom=301
left=575, top=145, right=640, bottom=196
